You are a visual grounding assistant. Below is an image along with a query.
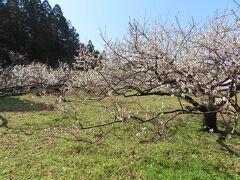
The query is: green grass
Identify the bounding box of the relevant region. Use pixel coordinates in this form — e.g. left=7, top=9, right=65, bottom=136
left=0, top=93, right=239, bottom=179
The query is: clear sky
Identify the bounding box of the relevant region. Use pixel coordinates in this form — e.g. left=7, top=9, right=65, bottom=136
left=47, top=0, right=236, bottom=50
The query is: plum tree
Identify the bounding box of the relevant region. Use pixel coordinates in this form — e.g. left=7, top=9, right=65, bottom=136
left=96, top=9, right=240, bottom=135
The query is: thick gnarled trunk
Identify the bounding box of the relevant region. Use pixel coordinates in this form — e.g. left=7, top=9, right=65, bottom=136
left=203, top=112, right=218, bottom=132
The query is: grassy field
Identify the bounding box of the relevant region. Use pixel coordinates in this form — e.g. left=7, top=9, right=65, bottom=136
left=0, top=93, right=239, bottom=179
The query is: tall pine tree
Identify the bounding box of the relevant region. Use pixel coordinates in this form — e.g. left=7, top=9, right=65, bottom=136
left=0, top=0, right=80, bottom=66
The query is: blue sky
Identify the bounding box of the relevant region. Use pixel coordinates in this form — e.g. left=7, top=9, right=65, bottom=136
left=47, top=0, right=236, bottom=50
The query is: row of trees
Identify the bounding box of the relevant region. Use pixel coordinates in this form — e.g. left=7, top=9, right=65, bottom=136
left=0, top=3, right=239, bottom=143
left=0, top=0, right=80, bottom=66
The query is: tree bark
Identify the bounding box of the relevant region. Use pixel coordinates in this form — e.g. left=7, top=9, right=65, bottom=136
left=203, top=112, right=218, bottom=132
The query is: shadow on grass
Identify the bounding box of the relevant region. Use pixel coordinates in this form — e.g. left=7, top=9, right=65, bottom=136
left=0, top=115, right=8, bottom=128
left=216, top=130, right=240, bottom=157
left=0, top=96, right=50, bottom=112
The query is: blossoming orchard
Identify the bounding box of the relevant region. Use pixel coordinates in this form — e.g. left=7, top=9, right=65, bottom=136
left=0, top=8, right=240, bottom=143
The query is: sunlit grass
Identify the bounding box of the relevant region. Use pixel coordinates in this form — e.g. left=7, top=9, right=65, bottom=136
left=0, top=93, right=239, bottom=179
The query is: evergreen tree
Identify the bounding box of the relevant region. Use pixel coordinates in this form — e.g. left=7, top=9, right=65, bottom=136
left=42, top=0, right=51, bottom=15
left=86, top=40, right=94, bottom=53
left=0, top=0, right=81, bottom=66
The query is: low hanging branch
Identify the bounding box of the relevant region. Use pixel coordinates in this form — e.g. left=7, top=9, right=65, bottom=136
left=51, top=8, right=240, bottom=144
left=96, top=8, right=240, bottom=134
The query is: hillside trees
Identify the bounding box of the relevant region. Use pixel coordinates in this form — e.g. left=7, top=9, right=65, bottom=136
left=0, top=1, right=239, bottom=144
left=0, top=0, right=80, bottom=66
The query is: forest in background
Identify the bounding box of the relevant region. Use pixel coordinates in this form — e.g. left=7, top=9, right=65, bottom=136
left=0, top=0, right=83, bottom=67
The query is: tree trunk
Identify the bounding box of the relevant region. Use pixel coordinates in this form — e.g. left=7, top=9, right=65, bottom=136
left=203, top=112, right=218, bottom=132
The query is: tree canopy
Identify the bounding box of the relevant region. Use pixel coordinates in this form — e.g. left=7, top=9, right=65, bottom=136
left=0, top=0, right=80, bottom=66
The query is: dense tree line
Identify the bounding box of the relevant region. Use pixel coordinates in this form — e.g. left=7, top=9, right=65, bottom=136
left=0, top=0, right=80, bottom=66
